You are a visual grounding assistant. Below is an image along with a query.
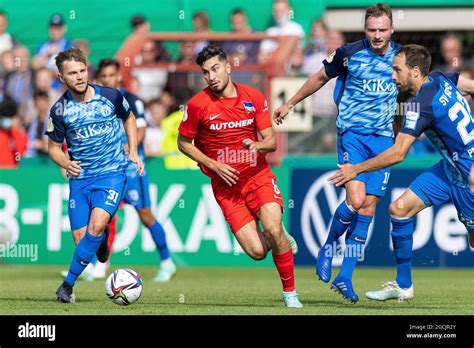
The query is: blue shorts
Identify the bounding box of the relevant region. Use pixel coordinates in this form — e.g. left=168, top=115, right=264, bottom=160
left=68, top=172, right=127, bottom=231
left=409, top=162, right=474, bottom=234
left=337, top=130, right=393, bottom=197
left=123, top=173, right=151, bottom=210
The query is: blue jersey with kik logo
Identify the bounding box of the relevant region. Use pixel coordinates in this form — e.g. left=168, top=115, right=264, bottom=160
left=323, top=39, right=401, bottom=137
left=400, top=72, right=474, bottom=187
left=46, top=84, right=131, bottom=179
left=119, top=88, right=147, bottom=177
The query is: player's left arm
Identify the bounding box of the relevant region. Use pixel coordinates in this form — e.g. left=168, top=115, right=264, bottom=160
left=122, top=111, right=144, bottom=175
left=244, top=90, right=276, bottom=153
left=243, top=127, right=276, bottom=153
left=457, top=75, right=474, bottom=98
left=328, top=132, right=416, bottom=187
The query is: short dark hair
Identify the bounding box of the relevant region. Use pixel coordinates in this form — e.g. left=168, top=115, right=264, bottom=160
left=55, top=47, right=87, bottom=73
left=97, top=58, right=120, bottom=74
left=196, top=45, right=227, bottom=66
left=365, top=3, right=393, bottom=26
left=131, top=15, right=146, bottom=29
left=33, top=90, right=49, bottom=100
left=231, top=8, right=246, bottom=17
left=396, top=44, right=432, bottom=76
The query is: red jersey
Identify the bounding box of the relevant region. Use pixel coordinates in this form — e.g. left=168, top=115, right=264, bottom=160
left=178, top=83, right=272, bottom=184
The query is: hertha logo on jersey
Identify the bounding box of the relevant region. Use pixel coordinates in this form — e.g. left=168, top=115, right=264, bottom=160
left=242, top=101, right=256, bottom=113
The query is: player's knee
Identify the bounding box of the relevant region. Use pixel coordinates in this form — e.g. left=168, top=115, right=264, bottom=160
left=359, top=203, right=376, bottom=217
left=348, top=196, right=364, bottom=211
left=88, top=221, right=107, bottom=236
left=470, top=235, right=474, bottom=248
left=247, top=248, right=267, bottom=261
left=389, top=200, right=407, bottom=218
left=264, top=224, right=283, bottom=240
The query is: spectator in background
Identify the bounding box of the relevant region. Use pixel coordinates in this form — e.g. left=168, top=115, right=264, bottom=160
left=285, top=46, right=305, bottom=76
left=0, top=11, right=18, bottom=78
left=72, top=39, right=96, bottom=78
left=287, top=30, right=345, bottom=154
left=306, top=19, right=328, bottom=56
left=32, top=14, right=72, bottom=72
left=192, top=11, right=211, bottom=54
left=435, top=33, right=472, bottom=73
left=144, top=98, right=167, bottom=157
left=5, top=45, right=34, bottom=125
left=34, top=67, right=61, bottom=104
left=258, top=0, right=305, bottom=63
left=130, top=15, right=150, bottom=35
left=0, top=90, right=27, bottom=168
left=135, top=38, right=169, bottom=65
left=133, top=39, right=169, bottom=102
left=25, top=90, right=49, bottom=157
left=158, top=90, right=175, bottom=111
left=165, top=41, right=197, bottom=96
left=161, top=88, right=197, bottom=169
left=0, top=11, right=19, bottom=55
left=219, top=9, right=260, bottom=65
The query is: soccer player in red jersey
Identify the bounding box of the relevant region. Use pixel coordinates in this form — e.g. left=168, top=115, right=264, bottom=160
left=178, top=45, right=302, bottom=308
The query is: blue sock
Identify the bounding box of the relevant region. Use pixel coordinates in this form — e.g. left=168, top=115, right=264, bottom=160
left=391, top=217, right=414, bottom=288
left=148, top=220, right=170, bottom=261
left=339, top=214, right=372, bottom=280
left=322, top=201, right=357, bottom=256
left=65, top=231, right=105, bottom=286
left=344, top=215, right=358, bottom=242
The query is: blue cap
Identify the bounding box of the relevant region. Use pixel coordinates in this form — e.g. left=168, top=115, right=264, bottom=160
left=49, top=14, right=65, bottom=26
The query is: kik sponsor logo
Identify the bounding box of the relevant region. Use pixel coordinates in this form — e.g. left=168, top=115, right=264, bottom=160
left=362, top=79, right=396, bottom=93
left=74, top=121, right=114, bottom=139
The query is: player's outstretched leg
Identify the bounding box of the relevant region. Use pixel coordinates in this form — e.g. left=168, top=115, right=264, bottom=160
left=366, top=217, right=415, bottom=301
left=331, top=213, right=372, bottom=303
left=57, top=208, right=110, bottom=303
left=92, top=217, right=117, bottom=279
left=316, top=201, right=357, bottom=283
left=259, top=203, right=303, bottom=308
left=137, top=208, right=176, bottom=283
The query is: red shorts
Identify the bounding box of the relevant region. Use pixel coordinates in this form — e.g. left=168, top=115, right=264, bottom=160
left=212, top=168, right=284, bottom=234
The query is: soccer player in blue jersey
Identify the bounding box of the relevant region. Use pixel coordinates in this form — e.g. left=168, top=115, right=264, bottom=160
left=96, top=58, right=176, bottom=282
left=274, top=3, right=400, bottom=302
left=46, top=48, right=144, bottom=303
left=329, top=44, right=474, bottom=301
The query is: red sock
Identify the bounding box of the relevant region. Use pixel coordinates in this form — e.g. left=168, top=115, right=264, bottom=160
left=272, top=249, right=295, bottom=292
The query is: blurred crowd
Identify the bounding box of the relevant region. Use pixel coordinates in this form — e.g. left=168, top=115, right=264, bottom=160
left=1, top=0, right=473, bottom=168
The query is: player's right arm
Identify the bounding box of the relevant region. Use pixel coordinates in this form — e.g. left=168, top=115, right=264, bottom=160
left=48, top=138, right=81, bottom=177
left=457, top=75, right=474, bottom=98
left=273, top=68, right=331, bottom=125
left=273, top=45, right=348, bottom=125
left=177, top=133, right=240, bottom=186
left=45, top=101, right=81, bottom=177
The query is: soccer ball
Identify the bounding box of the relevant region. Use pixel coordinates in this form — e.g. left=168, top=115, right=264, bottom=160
left=105, top=269, right=143, bottom=305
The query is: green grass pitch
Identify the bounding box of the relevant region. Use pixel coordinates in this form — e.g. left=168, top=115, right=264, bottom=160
left=0, top=265, right=472, bottom=315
